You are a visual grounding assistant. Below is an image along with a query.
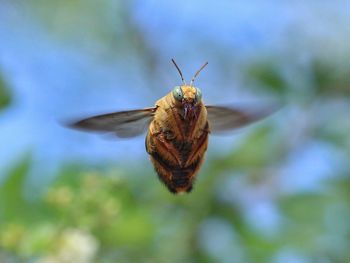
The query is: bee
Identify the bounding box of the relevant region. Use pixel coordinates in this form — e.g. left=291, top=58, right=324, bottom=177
left=70, top=59, right=276, bottom=194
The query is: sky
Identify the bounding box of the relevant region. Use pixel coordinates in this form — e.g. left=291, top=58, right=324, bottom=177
left=0, top=0, right=349, bottom=189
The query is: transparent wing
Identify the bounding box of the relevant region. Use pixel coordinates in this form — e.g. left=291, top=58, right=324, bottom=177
left=69, top=107, right=156, bottom=138
left=206, top=104, right=278, bottom=133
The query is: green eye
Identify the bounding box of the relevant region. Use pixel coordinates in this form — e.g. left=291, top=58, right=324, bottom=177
left=172, top=86, right=183, bottom=101
left=196, top=88, right=202, bottom=101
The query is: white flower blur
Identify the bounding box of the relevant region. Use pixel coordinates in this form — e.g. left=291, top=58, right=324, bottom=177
left=37, top=228, right=99, bottom=263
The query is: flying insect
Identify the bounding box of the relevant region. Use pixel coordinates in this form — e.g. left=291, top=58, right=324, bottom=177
left=70, top=60, right=276, bottom=193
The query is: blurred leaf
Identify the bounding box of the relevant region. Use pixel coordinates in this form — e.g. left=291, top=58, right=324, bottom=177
left=247, top=62, right=288, bottom=94
left=0, top=71, right=12, bottom=110
left=278, top=193, right=329, bottom=251
left=0, top=155, right=31, bottom=220
left=311, top=59, right=350, bottom=96
left=279, top=193, right=327, bottom=223
left=211, top=125, right=284, bottom=172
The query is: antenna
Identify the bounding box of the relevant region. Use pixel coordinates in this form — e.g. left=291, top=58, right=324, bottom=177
left=190, top=62, right=208, bottom=86
left=171, top=59, right=186, bottom=85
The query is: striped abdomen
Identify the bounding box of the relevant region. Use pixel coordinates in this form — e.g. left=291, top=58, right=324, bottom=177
left=146, top=98, right=209, bottom=193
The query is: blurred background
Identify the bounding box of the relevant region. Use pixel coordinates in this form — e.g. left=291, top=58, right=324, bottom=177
left=1, top=1, right=350, bottom=262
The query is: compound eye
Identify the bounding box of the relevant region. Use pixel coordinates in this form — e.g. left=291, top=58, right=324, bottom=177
left=195, top=88, right=202, bottom=102
left=172, top=86, right=183, bottom=101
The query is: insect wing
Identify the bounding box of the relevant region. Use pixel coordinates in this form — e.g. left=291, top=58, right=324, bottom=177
left=70, top=107, right=156, bottom=138
left=206, top=104, right=278, bottom=133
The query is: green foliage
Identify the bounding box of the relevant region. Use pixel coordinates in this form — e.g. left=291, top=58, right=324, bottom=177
left=311, top=59, right=350, bottom=96
left=247, top=62, right=288, bottom=95
left=211, top=125, right=284, bottom=172
left=0, top=155, right=31, bottom=221
left=1, top=142, right=349, bottom=263
left=0, top=71, right=11, bottom=110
